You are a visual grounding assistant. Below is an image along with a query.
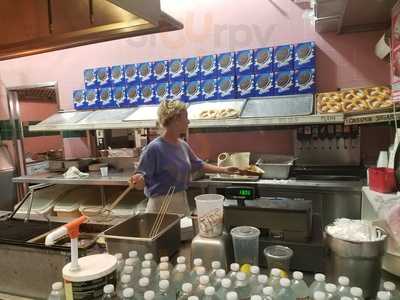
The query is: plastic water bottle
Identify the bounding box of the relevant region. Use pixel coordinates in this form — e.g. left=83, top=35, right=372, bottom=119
left=141, top=268, right=154, bottom=289
left=129, top=251, right=141, bottom=266
left=173, top=264, right=191, bottom=295
left=118, top=274, right=133, bottom=298
left=191, top=258, right=204, bottom=279
left=384, top=282, right=400, bottom=300
left=157, top=280, right=174, bottom=300
left=195, top=275, right=210, bottom=298
left=102, top=284, right=116, bottom=300
left=276, top=278, right=295, bottom=300
left=216, top=278, right=233, bottom=300
left=268, top=269, right=282, bottom=293
left=234, top=272, right=251, bottom=300
left=203, top=287, right=218, bottom=300
left=228, top=263, right=240, bottom=283
left=226, top=291, right=239, bottom=300
left=209, top=261, right=222, bottom=283
left=350, top=287, right=363, bottom=300
left=337, top=277, right=351, bottom=298
left=178, top=283, right=193, bottom=300
left=115, top=253, right=125, bottom=275
left=291, top=271, right=309, bottom=300
left=189, top=296, right=200, bottom=300
left=144, top=253, right=158, bottom=270
left=160, top=256, right=173, bottom=272
left=377, top=292, right=391, bottom=300
left=145, top=290, right=156, bottom=300
left=340, top=297, right=352, bottom=300
left=249, top=266, right=260, bottom=290
left=193, top=267, right=207, bottom=287
left=310, top=274, right=326, bottom=295
left=137, top=277, right=151, bottom=300
left=313, top=291, right=327, bottom=300
left=48, top=282, right=65, bottom=300
left=325, top=284, right=338, bottom=300
left=262, top=287, right=274, bottom=300
left=251, top=296, right=263, bottom=300
left=122, top=288, right=135, bottom=300
left=213, top=269, right=226, bottom=289
left=156, top=262, right=170, bottom=278
left=173, top=257, right=187, bottom=274
left=251, top=275, right=268, bottom=296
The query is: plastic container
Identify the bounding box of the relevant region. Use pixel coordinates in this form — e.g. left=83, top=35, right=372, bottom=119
left=230, top=226, right=260, bottom=265
left=263, top=245, right=293, bottom=272
left=195, top=194, right=224, bottom=238
left=368, top=168, right=397, bottom=193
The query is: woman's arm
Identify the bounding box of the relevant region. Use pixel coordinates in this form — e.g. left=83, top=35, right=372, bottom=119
left=202, top=162, right=239, bottom=174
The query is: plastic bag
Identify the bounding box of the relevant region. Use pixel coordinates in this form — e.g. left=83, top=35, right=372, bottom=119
left=377, top=194, right=400, bottom=245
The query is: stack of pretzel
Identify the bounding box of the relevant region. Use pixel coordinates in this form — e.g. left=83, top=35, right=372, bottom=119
left=317, top=86, right=393, bottom=114
left=199, top=108, right=239, bottom=119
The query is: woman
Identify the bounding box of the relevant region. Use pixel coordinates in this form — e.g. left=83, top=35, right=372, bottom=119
left=130, top=99, right=238, bottom=216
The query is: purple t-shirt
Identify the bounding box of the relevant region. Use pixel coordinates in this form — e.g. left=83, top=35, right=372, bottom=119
left=136, top=137, right=204, bottom=198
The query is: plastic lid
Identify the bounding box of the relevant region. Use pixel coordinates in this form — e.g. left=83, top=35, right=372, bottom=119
left=293, top=271, right=303, bottom=280
left=251, top=296, right=262, bottom=300
left=230, top=226, right=260, bottom=239
left=159, top=280, right=169, bottom=290
left=199, top=275, right=210, bottom=285
left=271, top=268, right=281, bottom=277
left=280, top=278, right=291, bottom=288
left=142, top=261, right=151, bottom=268
left=125, top=258, right=135, bottom=266
left=129, top=251, right=138, bottom=258
left=52, top=282, right=63, bottom=290
left=115, top=253, right=123, bottom=260
left=104, top=284, right=114, bottom=294
left=141, top=268, right=151, bottom=277
left=160, top=256, right=169, bottom=263
left=123, top=266, right=133, bottom=274
left=139, top=277, right=150, bottom=287
left=160, top=271, right=170, bottom=280
left=121, top=274, right=131, bottom=284
left=250, top=266, right=260, bottom=274
left=236, top=272, right=246, bottom=281
left=315, top=273, right=326, bottom=282
left=194, top=258, right=203, bottom=266
left=341, top=297, right=352, bottom=300
left=384, top=282, right=396, bottom=291
left=326, top=284, right=337, bottom=293
left=231, top=263, right=240, bottom=271
left=205, top=287, right=215, bottom=296
left=258, top=275, right=268, bottom=284
left=263, top=287, right=274, bottom=296
left=377, top=291, right=391, bottom=300
left=216, top=269, right=226, bottom=278
left=177, top=256, right=186, bottom=264
left=196, top=267, right=206, bottom=276
left=144, top=290, right=155, bottom=300
left=338, top=276, right=350, bottom=286
left=177, top=264, right=186, bottom=272
left=212, top=261, right=221, bottom=269
left=62, top=253, right=117, bottom=282
left=144, top=253, right=154, bottom=260
left=182, top=283, right=193, bottom=293
left=314, top=291, right=326, bottom=300
left=123, top=288, right=134, bottom=298
left=188, top=296, right=199, bottom=300
left=221, top=278, right=232, bottom=288
left=159, top=262, right=169, bottom=270
left=350, top=287, right=363, bottom=297
left=226, top=291, right=239, bottom=300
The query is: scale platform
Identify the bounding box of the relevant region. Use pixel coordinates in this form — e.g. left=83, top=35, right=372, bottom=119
left=209, top=174, right=259, bottom=181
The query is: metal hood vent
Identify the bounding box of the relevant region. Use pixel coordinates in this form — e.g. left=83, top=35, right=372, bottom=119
left=0, top=0, right=182, bottom=61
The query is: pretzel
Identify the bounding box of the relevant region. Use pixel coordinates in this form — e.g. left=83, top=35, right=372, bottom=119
left=342, top=99, right=368, bottom=112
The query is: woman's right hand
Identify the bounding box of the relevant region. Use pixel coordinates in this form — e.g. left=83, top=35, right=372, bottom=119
left=129, top=173, right=145, bottom=190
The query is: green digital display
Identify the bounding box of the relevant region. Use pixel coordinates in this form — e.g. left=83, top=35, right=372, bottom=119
left=239, top=189, right=252, bottom=196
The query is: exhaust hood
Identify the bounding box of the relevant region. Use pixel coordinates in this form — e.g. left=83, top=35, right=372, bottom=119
left=0, top=0, right=183, bottom=61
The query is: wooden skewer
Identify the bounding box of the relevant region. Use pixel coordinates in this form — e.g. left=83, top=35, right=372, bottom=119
left=149, top=186, right=175, bottom=238
left=152, top=187, right=175, bottom=237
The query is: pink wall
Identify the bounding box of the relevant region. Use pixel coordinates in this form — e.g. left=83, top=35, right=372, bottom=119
left=0, top=0, right=391, bottom=161
left=19, top=99, right=58, bottom=122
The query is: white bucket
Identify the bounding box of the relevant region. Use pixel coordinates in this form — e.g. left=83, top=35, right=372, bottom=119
left=195, top=194, right=224, bottom=238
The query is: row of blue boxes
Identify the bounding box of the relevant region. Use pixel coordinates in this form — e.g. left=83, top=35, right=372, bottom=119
left=74, top=69, right=315, bottom=109
left=82, top=42, right=315, bottom=88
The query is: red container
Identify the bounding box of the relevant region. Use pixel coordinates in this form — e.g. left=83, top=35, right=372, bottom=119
left=368, top=167, right=397, bottom=193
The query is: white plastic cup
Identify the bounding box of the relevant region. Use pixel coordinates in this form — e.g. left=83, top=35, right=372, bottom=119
left=100, top=166, right=109, bottom=177
left=230, top=226, right=260, bottom=265
left=195, top=194, right=224, bottom=238
left=377, top=151, right=388, bottom=168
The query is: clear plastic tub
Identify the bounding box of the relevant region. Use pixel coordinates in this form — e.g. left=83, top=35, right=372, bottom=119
left=195, top=194, right=224, bottom=238
left=230, top=226, right=260, bottom=265
left=263, top=245, right=293, bottom=272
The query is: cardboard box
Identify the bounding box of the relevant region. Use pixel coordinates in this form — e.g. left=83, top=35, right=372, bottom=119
left=153, top=82, right=170, bottom=103
left=110, top=65, right=125, bottom=86
left=98, top=87, right=115, bottom=108
left=153, top=60, right=169, bottom=82
left=254, top=47, right=274, bottom=73
left=138, top=62, right=154, bottom=84
left=200, top=55, right=218, bottom=79
left=254, top=73, right=274, bottom=97
left=294, top=68, right=316, bottom=94
left=274, top=70, right=295, bottom=95
left=126, top=85, right=141, bottom=106
left=112, top=86, right=127, bottom=107
left=185, top=80, right=202, bottom=102
left=218, top=52, right=236, bottom=76
left=169, top=81, right=185, bottom=100
left=184, top=57, right=201, bottom=81
left=73, top=90, right=87, bottom=110
left=201, top=79, right=218, bottom=101
left=217, top=76, right=236, bottom=99
left=169, top=59, right=185, bottom=81
left=235, top=50, right=254, bottom=75
left=236, top=75, right=255, bottom=98
left=84, top=68, right=97, bottom=88
left=124, top=64, right=140, bottom=85
left=85, top=88, right=99, bottom=109
left=96, top=67, right=111, bottom=87
left=294, top=41, right=316, bottom=69
left=141, top=84, right=156, bottom=105
left=274, top=44, right=294, bottom=71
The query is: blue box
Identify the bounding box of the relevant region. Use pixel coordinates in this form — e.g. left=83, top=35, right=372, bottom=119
left=85, top=88, right=99, bottom=109
left=235, top=50, right=254, bottom=75
left=295, top=68, right=316, bottom=94
left=124, top=64, right=140, bottom=85
left=98, top=87, right=115, bottom=108
left=185, top=80, right=202, bottom=102
left=184, top=57, right=201, bottom=81
left=294, top=41, right=316, bottom=69
left=141, top=84, right=156, bottom=105
left=153, top=60, right=169, bottom=82
left=138, top=62, right=153, bottom=84
left=112, top=86, right=127, bottom=107
left=274, top=44, right=294, bottom=71
left=200, top=55, right=218, bottom=79
left=218, top=52, right=235, bottom=76
left=201, top=79, right=218, bottom=101
left=169, top=81, right=185, bottom=100
left=126, top=85, right=141, bottom=106
left=236, top=75, right=255, bottom=98
left=110, top=65, right=125, bottom=86
left=96, top=67, right=111, bottom=87
left=73, top=90, right=87, bottom=110
left=169, top=59, right=185, bottom=81
left=254, top=47, right=274, bottom=73
left=274, top=70, right=295, bottom=95
left=84, top=69, right=97, bottom=88
left=153, top=82, right=170, bottom=103
left=254, top=73, right=274, bottom=97
left=217, top=76, right=236, bottom=99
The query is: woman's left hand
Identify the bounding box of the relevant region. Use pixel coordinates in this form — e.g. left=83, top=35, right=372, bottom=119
left=220, top=166, right=240, bottom=174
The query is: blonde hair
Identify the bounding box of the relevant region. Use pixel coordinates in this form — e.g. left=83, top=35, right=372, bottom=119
left=157, top=99, right=187, bottom=127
